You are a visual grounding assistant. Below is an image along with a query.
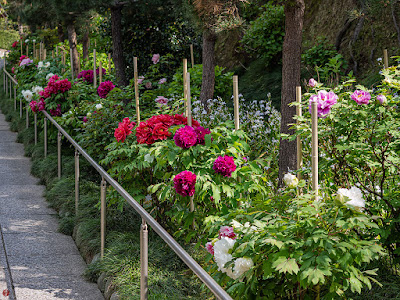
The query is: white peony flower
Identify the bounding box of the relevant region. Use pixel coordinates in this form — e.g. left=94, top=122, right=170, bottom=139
left=32, top=86, right=43, bottom=95
left=25, top=39, right=29, bottom=43
left=21, top=90, right=33, bottom=102
left=95, top=104, right=103, bottom=110
left=337, top=186, right=365, bottom=210
left=213, top=237, right=235, bottom=273
left=227, top=257, right=254, bottom=280
left=45, top=62, right=50, bottom=68
left=37, top=61, right=44, bottom=68
left=283, top=173, right=299, bottom=188
left=46, top=73, right=55, bottom=80
left=32, top=39, right=36, bottom=43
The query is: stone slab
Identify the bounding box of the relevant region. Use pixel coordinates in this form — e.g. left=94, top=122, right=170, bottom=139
left=0, top=185, right=45, bottom=199
left=0, top=198, right=56, bottom=216
left=0, top=142, right=25, bottom=157
left=0, top=131, right=17, bottom=142
left=0, top=214, right=60, bottom=234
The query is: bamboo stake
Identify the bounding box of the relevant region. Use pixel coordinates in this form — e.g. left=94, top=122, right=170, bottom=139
left=62, top=51, right=66, bottom=73
left=134, top=57, right=140, bottom=123
left=296, top=86, right=303, bottom=179
left=108, top=53, right=111, bottom=72
left=383, top=49, right=389, bottom=69
left=20, top=40, right=22, bottom=56
left=78, top=54, right=81, bottom=74
left=56, top=46, right=58, bottom=57
left=190, top=44, right=194, bottom=68
left=183, top=59, right=188, bottom=117
left=311, top=101, right=318, bottom=200
left=26, top=44, right=28, bottom=56
left=70, top=48, right=74, bottom=80
left=33, top=41, right=35, bottom=59
left=233, top=75, right=240, bottom=131
left=99, top=61, right=102, bottom=84
left=187, top=73, right=192, bottom=126
left=44, top=48, right=46, bottom=60
left=93, top=49, right=97, bottom=89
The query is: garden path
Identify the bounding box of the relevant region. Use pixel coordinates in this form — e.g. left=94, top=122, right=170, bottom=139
left=0, top=112, right=104, bottom=300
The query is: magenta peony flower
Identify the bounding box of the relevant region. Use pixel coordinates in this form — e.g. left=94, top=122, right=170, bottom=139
left=308, top=90, right=338, bottom=118
left=50, top=104, right=62, bottom=116
left=29, top=101, right=38, bottom=113
left=219, top=226, right=236, bottom=239
left=37, top=99, right=46, bottom=111
left=174, top=126, right=198, bottom=148
left=159, top=78, right=167, bottom=84
left=173, top=170, right=196, bottom=197
left=308, top=78, right=317, bottom=87
left=97, top=81, right=115, bottom=98
left=377, top=94, right=387, bottom=105
left=351, top=90, right=371, bottom=105
left=77, top=70, right=94, bottom=83
left=194, top=126, right=211, bottom=145
left=205, top=242, right=214, bottom=255
left=213, top=155, right=237, bottom=177
left=152, top=54, right=160, bottom=64
left=155, top=96, right=169, bottom=105
left=83, top=116, right=88, bottom=123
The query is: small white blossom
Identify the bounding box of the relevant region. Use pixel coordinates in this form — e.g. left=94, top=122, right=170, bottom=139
left=46, top=73, right=55, bottom=80
left=32, top=86, right=43, bottom=95
left=283, top=173, right=299, bottom=188
left=95, top=104, right=103, bottom=110
left=337, top=186, right=365, bottom=210
left=21, top=90, right=33, bottom=102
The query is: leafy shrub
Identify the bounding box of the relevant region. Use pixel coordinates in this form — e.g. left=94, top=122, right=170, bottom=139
left=0, top=29, right=20, bottom=49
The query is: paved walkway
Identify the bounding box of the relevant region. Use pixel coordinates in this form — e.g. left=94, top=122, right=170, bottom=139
left=0, top=112, right=104, bottom=300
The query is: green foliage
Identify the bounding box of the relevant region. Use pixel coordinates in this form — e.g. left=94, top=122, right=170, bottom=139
left=0, top=29, right=19, bottom=50
left=240, top=2, right=284, bottom=65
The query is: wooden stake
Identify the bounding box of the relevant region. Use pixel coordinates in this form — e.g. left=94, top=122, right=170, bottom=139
left=190, top=44, right=194, bottom=68
left=183, top=59, right=188, bottom=117
left=70, top=48, right=74, bottom=80
left=311, top=101, right=318, bottom=200
left=108, top=53, right=111, bottom=72
left=93, top=49, right=97, bottom=88
left=187, top=73, right=192, bottom=126
left=33, top=41, right=35, bottom=59
left=99, top=61, right=102, bottom=84
left=383, top=49, right=389, bottom=69
left=20, top=40, right=22, bottom=56
left=134, top=57, right=140, bottom=123
left=190, top=195, right=195, bottom=229
left=296, top=86, right=303, bottom=179
left=26, top=44, right=28, bottom=56
left=62, top=52, right=66, bottom=73
left=56, top=46, right=58, bottom=57
left=44, top=48, right=46, bottom=60
left=78, top=55, right=81, bottom=74
left=233, top=75, right=240, bottom=130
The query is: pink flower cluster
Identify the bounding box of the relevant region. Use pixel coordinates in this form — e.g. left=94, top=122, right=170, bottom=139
left=20, top=58, right=33, bottom=67
left=174, top=125, right=211, bottom=149
left=29, top=99, right=46, bottom=113
left=213, top=155, right=237, bottom=177
left=351, top=90, right=371, bottom=105
left=155, top=96, right=169, bottom=105
left=205, top=226, right=236, bottom=255
left=114, top=117, right=136, bottom=143
left=39, top=75, right=72, bottom=99
left=97, top=81, right=115, bottom=98
left=152, top=54, right=160, bottom=64
left=77, top=70, right=94, bottom=83
left=308, top=90, right=338, bottom=118
left=173, top=170, right=196, bottom=197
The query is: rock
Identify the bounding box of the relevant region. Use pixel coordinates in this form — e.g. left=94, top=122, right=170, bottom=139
left=110, top=292, right=120, bottom=300
left=104, top=277, right=115, bottom=300
left=97, top=272, right=107, bottom=292
left=91, top=253, right=101, bottom=264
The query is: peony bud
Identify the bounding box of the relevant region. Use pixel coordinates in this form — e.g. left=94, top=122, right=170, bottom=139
left=308, top=78, right=317, bottom=88
left=377, top=95, right=387, bottom=105
left=283, top=173, right=299, bottom=188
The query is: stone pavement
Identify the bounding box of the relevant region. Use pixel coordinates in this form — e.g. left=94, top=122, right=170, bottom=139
left=0, top=112, right=104, bottom=300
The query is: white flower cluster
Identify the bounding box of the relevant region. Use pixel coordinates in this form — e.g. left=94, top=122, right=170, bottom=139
left=37, top=61, right=50, bottom=69
left=46, top=73, right=55, bottom=81
left=283, top=173, right=299, bottom=188
left=32, top=86, right=43, bottom=95
left=21, top=90, right=33, bottom=102
left=192, top=97, right=233, bottom=126
left=337, top=186, right=365, bottom=210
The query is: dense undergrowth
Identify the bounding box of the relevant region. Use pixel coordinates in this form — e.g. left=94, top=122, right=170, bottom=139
left=0, top=87, right=209, bottom=300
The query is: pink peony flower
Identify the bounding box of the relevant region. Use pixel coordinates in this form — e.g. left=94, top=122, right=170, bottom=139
left=29, top=101, right=38, bottom=113
left=194, top=126, right=211, bottom=145
left=308, top=90, right=338, bottom=118
left=152, top=54, right=160, bottom=64
left=213, top=156, right=237, bottom=177
left=377, top=94, right=387, bottom=105
left=205, top=242, right=214, bottom=255
left=174, top=126, right=198, bottom=148
left=155, top=96, right=169, bottom=105
left=37, top=99, right=46, bottom=111
left=219, top=226, right=236, bottom=239
left=11, top=67, right=15, bottom=74
left=138, top=76, right=144, bottom=84
left=20, top=58, right=33, bottom=66
left=159, top=78, right=167, bottom=84
left=308, top=78, right=317, bottom=87
left=56, top=79, right=72, bottom=93
left=145, top=81, right=152, bottom=89
left=351, top=90, right=371, bottom=105
left=173, top=170, right=196, bottom=197
left=98, top=81, right=115, bottom=98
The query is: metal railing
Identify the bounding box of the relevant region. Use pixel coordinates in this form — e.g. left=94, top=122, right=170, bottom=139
left=1, top=67, right=232, bottom=300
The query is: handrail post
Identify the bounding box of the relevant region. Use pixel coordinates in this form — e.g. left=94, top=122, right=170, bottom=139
left=140, top=219, right=148, bottom=300
left=26, top=106, right=29, bottom=128
left=44, top=116, right=47, bottom=157
left=5, top=76, right=8, bottom=97
left=100, top=177, right=107, bottom=258
left=19, top=98, right=22, bottom=118
left=2, top=69, right=4, bottom=92
left=9, top=79, right=12, bottom=98
left=75, top=150, right=80, bottom=215
left=57, top=131, right=62, bottom=178
left=14, top=85, right=16, bottom=111
left=34, top=113, right=37, bottom=145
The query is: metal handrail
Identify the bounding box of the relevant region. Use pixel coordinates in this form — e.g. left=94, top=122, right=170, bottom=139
left=1, top=67, right=232, bottom=300
left=3, top=68, right=18, bottom=85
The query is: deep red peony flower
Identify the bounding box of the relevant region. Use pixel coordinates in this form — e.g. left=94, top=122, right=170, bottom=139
left=173, top=170, right=197, bottom=197
left=152, top=123, right=171, bottom=141
left=213, top=155, right=237, bottom=177
left=98, top=81, right=115, bottom=98
left=114, top=117, right=136, bottom=142
left=12, top=41, right=18, bottom=48
left=194, top=126, right=211, bottom=145
left=77, top=70, right=94, bottom=83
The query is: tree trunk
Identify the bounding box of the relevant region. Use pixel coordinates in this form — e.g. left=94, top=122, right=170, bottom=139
left=67, top=22, right=79, bottom=77
left=278, top=0, right=305, bottom=184
left=58, top=24, right=65, bottom=42
left=199, top=29, right=217, bottom=106
left=111, top=4, right=128, bottom=87
left=82, top=31, right=89, bottom=61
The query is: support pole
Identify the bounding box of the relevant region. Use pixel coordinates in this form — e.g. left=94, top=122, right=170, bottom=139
left=140, top=219, right=148, bottom=300
left=311, top=101, right=318, bottom=200
left=58, top=131, right=62, bottom=179
left=5, top=77, right=7, bottom=97
left=108, top=53, right=111, bottom=72
left=14, top=86, right=16, bottom=111
left=134, top=57, right=140, bottom=123
left=183, top=59, right=188, bottom=117
left=33, top=41, right=35, bottom=59
left=233, top=75, right=240, bottom=131
left=34, top=113, right=37, bottom=145
left=70, top=48, right=74, bottom=80
left=190, top=44, right=194, bottom=68
left=296, top=86, right=303, bottom=179
left=44, top=117, right=47, bottom=157
left=93, top=49, right=97, bottom=89
left=187, top=73, right=192, bottom=126
left=75, top=150, right=80, bottom=215
left=384, top=49, right=389, bottom=69
left=26, top=44, right=28, bottom=56
left=99, top=61, right=102, bottom=84
left=26, top=106, right=29, bottom=128
left=100, top=177, right=107, bottom=258
left=19, top=98, right=22, bottom=118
